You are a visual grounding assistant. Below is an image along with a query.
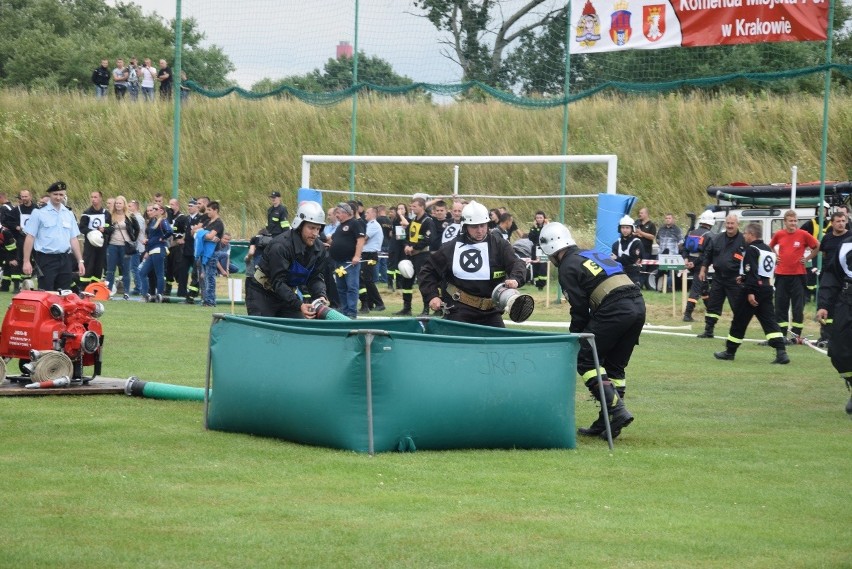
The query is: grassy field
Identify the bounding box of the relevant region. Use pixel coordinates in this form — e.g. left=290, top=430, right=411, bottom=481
left=2, top=285, right=849, bottom=568
left=1, top=90, right=850, bottom=235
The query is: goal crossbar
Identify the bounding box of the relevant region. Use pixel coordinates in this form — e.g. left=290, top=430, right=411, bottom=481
left=300, top=154, right=618, bottom=196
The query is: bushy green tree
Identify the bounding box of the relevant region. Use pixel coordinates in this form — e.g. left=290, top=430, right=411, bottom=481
left=251, top=52, right=416, bottom=98
left=0, top=0, right=234, bottom=91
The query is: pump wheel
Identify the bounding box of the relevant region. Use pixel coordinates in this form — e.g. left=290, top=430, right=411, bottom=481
left=0, top=358, right=6, bottom=383
left=31, top=352, right=74, bottom=382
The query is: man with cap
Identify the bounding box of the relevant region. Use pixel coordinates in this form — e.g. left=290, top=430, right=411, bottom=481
left=247, top=202, right=329, bottom=318
left=78, top=190, right=111, bottom=286
left=22, top=182, right=85, bottom=291
left=328, top=202, right=366, bottom=318
left=539, top=221, right=644, bottom=440
left=267, top=191, right=290, bottom=236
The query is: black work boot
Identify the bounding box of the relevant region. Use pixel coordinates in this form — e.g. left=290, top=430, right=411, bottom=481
left=682, top=304, right=695, bottom=322
left=588, top=379, right=633, bottom=439
left=578, top=409, right=606, bottom=437
left=393, top=303, right=412, bottom=316
left=697, top=323, right=715, bottom=338
left=771, top=349, right=790, bottom=365
left=714, top=350, right=735, bottom=361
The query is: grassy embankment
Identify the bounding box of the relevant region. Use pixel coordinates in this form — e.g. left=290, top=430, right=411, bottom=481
left=1, top=90, right=850, bottom=239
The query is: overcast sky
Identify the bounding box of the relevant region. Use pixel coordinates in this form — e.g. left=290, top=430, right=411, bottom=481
left=119, top=0, right=530, bottom=88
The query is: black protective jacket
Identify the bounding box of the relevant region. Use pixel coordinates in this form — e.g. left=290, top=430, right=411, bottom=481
left=256, top=229, right=328, bottom=311
left=556, top=245, right=637, bottom=333
left=703, top=230, right=745, bottom=278
left=419, top=230, right=526, bottom=302
left=739, top=239, right=775, bottom=294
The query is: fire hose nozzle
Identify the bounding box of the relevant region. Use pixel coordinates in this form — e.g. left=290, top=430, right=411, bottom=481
left=491, top=284, right=535, bottom=323
left=25, top=376, right=71, bottom=389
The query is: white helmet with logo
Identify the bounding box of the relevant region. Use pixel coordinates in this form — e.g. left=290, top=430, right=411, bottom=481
left=698, top=210, right=715, bottom=226
left=618, top=215, right=634, bottom=228
left=86, top=230, right=104, bottom=247
left=461, top=200, right=489, bottom=226
left=292, top=201, right=325, bottom=230
left=539, top=222, right=576, bottom=256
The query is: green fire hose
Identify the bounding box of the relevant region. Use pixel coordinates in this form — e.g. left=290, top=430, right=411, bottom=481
left=125, top=376, right=206, bottom=401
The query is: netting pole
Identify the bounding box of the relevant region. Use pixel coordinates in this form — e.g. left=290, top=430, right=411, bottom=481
left=171, top=0, right=183, bottom=200
left=558, top=3, right=572, bottom=226
left=348, top=0, right=360, bottom=199
left=816, top=0, right=837, bottom=285
left=555, top=4, right=572, bottom=305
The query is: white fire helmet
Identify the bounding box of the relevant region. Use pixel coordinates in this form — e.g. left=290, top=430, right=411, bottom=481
left=698, top=210, right=715, bottom=226
left=398, top=259, right=415, bottom=279
left=461, top=200, right=489, bottom=226
left=538, top=222, right=576, bottom=257
left=618, top=215, right=634, bottom=228
left=292, top=201, right=325, bottom=230
left=86, top=230, right=104, bottom=247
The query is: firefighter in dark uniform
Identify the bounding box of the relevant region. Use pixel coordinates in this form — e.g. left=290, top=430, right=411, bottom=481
left=419, top=200, right=528, bottom=328
left=681, top=210, right=715, bottom=322
left=611, top=215, right=642, bottom=287
left=697, top=213, right=745, bottom=338
left=814, top=211, right=849, bottom=347
left=393, top=196, right=436, bottom=316
left=527, top=211, right=548, bottom=290
left=539, top=222, right=644, bottom=440
left=266, top=191, right=290, bottom=236
left=3, top=189, right=37, bottom=292
left=816, top=231, right=852, bottom=416
left=246, top=201, right=328, bottom=318
left=800, top=202, right=831, bottom=302
left=713, top=223, right=789, bottom=364
left=78, top=190, right=111, bottom=285
left=0, top=225, right=17, bottom=290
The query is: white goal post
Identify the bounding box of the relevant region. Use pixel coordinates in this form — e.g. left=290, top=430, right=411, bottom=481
left=300, top=154, right=618, bottom=200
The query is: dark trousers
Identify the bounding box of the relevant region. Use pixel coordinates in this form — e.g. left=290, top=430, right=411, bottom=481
left=828, top=286, right=852, bottom=375
left=774, top=274, right=806, bottom=335
left=34, top=251, right=74, bottom=291
left=444, top=302, right=504, bottom=328
left=165, top=244, right=184, bottom=293
left=245, top=278, right=303, bottom=318
left=685, top=264, right=709, bottom=312
left=704, top=274, right=742, bottom=329
left=81, top=242, right=106, bottom=283
left=177, top=255, right=193, bottom=297
left=577, top=292, right=646, bottom=394
left=725, top=286, right=785, bottom=352
left=397, top=252, right=428, bottom=310
left=817, top=272, right=841, bottom=341
left=359, top=252, right=384, bottom=309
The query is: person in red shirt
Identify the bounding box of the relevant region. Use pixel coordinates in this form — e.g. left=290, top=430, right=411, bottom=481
left=769, top=210, right=820, bottom=340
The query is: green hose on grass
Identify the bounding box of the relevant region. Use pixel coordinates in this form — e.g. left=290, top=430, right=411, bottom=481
left=124, top=376, right=206, bottom=401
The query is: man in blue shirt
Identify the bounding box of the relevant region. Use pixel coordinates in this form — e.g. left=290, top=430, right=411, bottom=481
left=359, top=206, right=386, bottom=313
left=22, top=181, right=84, bottom=291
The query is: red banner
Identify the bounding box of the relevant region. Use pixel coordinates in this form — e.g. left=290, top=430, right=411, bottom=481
left=569, top=0, right=830, bottom=53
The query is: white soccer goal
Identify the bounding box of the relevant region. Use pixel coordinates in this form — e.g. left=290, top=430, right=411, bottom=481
left=300, top=154, right=619, bottom=201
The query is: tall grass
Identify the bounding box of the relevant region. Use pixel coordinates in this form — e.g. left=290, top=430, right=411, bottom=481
left=0, top=90, right=850, bottom=236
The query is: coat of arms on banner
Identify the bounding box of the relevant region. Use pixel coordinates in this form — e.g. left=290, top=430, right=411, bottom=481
left=609, top=0, right=632, bottom=46
left=575, top=0, right=602, bottom=47
left=643, top=5, right=665, bottom=41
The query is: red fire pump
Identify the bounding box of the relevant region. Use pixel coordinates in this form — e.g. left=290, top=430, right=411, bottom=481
left=0, top=290, right=104, bottom=384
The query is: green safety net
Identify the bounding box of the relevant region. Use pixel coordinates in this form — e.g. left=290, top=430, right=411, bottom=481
left=186, top=63, right=852, bottom=108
